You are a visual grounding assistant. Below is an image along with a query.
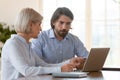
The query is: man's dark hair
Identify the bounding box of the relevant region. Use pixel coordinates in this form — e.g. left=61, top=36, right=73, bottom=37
left=50, top=7, right=74, bottom=29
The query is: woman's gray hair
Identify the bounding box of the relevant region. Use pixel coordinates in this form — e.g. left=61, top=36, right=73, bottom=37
left=14, top=8, right=43, bottom=33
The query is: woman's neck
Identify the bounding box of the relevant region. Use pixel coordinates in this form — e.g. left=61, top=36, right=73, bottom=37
left=17, top=33, right=30, bottom=43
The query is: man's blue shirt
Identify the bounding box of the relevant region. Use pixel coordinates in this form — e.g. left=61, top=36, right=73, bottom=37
left=31, top=29, right=88, bottom=63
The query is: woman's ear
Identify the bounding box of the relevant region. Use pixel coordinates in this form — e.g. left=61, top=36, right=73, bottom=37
left=30, top=21, right=33, bottom=27
left=26, top=21, right=33, bottom=33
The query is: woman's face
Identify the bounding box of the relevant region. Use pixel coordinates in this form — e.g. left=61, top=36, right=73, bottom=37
left=30, top=22, right=42, bottom=38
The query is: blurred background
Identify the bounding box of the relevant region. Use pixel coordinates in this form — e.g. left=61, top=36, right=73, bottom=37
left=0, top=1, right=120, bottom=79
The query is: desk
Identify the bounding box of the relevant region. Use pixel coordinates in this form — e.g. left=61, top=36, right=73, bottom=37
left=17, top=70, right=120, bottom=80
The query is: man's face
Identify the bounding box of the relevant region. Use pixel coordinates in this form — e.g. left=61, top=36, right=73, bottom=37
left=53, top=15, right=72, bottom=38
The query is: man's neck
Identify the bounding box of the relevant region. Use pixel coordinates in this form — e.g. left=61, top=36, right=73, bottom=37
left=53, top=30, right=64, bottom=41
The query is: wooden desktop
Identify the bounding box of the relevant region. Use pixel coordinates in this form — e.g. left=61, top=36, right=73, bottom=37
left=17, top=70, right=120, bottom=80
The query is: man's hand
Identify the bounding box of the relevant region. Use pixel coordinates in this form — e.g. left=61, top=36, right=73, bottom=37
left=70, top=57, right=86, bottom=69
left=61, top=63, right=76, bottom=72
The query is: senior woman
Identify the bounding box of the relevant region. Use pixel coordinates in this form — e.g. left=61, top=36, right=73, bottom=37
left=1, top=8, right=83, bottom=80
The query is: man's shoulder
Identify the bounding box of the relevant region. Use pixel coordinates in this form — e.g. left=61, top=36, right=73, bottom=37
left=41, top=29, right=52, bottom=34
left=40, top=29, right=53, bottom=39
left=67, top=33, right=79, bottom=39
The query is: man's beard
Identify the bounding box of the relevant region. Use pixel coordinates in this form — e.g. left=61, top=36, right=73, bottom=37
left=57, top=30, right=68, bottom=38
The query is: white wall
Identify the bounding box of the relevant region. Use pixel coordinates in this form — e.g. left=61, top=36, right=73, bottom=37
left=0, top=0, right=42, bottom=25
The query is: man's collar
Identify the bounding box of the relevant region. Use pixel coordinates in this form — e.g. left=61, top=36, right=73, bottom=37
left=49, top=29, right=56, bottom=39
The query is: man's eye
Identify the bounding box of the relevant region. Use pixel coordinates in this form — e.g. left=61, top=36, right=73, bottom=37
left=67, top=22, right=71, bottom=25
left=60, top=21, right=64, bottom=24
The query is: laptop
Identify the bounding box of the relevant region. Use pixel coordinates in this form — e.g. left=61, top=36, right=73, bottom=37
left=52, top=48, right=110, bottom=78
left=82, top=48, right=110, bottom=72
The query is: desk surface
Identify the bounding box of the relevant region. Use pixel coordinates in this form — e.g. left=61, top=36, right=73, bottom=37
left=17, top=70, right=120, bottom=80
